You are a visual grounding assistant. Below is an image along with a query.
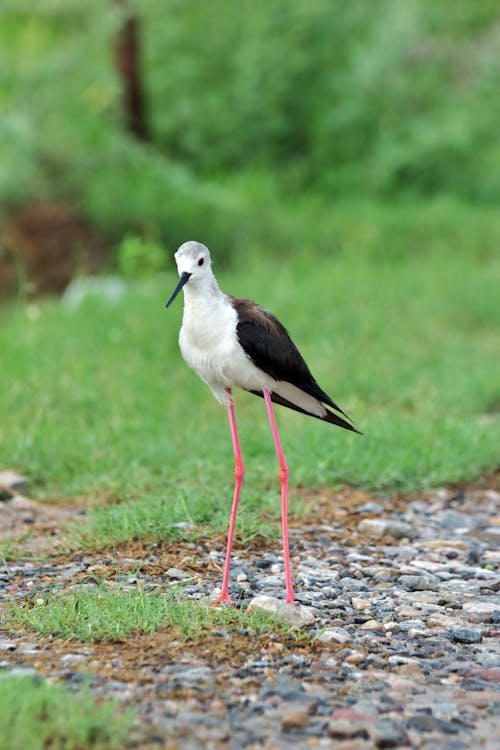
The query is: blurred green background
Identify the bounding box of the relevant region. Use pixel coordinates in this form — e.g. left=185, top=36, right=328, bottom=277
left=0, top=0, right=499, bottom=508
left=1, top=0, right=500, bottom=252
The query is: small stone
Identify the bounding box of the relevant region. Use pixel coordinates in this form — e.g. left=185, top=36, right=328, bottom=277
left=385, top=520, right=416, bottom=540
left=357, top=502, right=383, bottom=513
left=0, top=666, right=38, bottom=679
left=316, top=627, right=351, bottom=645
left=344, top=651, right=365, bottom=666
left=60, top=653, right=87, bottom=666
left=428, top=613, right=466, bottom=628
left=359, top=619, right=384, bottom=632
left=438, top=510, right=475, bottom=531
left=439, top=579, right=480, bottom=596
left=0, top=640, right=17, bottom=652
left=384, top=621, right=400, bottom=632
left=388, top=655, right=421, bottom=667
left=259, top=675, right=308, bottom=703
left=408, top=626, right=429, bottom=638
left=357, top=519, right=387, bottom=538
left=351, top=596, right=370, bottom=610
left=398, top=574, right=440, bottom=591
left=165, top=567, right=187, bottom=580
left=462, top=602, right=499, bottom=621
left=407, top=714, right=440, bottom=733
left=328, top=720, right=369, bottom=740
left=421, top=538, right=470, bottom=551
left=281, top=706, right=309, bottom=730
left=371, top=720, right=408, bottom=748
left=247, top=595, right=315, bottom=628
left=328, top=709, right=371, bottom=740
left=169, top=521, right=195, bottom=531
left=446, top=626, right=483, bottom=644
left=357, top=519, right=415, bottom=540
left=320, top=654, right=340, bottom=669
left=0, top=470, right=30, bottom=499
left=104, top=679, right=130, bottom=692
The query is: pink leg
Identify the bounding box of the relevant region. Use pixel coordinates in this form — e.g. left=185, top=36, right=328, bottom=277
left=263, top=389, right=295, bottom=604
left=211, top=388, right=244, bottom=606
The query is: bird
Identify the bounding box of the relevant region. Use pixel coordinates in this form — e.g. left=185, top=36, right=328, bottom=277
left=166, top=241, right=360, bottom=606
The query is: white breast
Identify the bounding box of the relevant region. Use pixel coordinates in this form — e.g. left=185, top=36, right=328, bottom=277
left=179, top=292, right=275, bottom=403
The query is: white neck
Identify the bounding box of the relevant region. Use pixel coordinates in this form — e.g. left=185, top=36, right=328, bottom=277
left=183, top=269, right=224, bottom=304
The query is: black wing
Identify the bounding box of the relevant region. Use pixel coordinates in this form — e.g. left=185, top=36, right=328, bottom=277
left=229, top=296, right=357, bottom=429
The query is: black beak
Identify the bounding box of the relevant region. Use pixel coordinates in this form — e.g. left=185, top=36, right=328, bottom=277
left=165, top=271, right=191, bottom=308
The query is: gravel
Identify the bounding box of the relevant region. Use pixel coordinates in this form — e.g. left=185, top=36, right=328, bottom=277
left=0, top=480, right=499, bottom=749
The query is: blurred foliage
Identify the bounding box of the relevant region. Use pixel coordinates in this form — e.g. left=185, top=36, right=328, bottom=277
left=1, top=0, right=500, bottom=253
left=116, top=234, right=168, bottom=277
left=146, top=0, right=500, bottom=199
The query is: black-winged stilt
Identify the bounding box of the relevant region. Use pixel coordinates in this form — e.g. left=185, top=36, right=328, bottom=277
left=166, top=241, right=360, bottom=605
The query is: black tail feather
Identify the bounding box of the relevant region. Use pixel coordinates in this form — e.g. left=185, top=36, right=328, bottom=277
left=249, top=389, right=362, bottom=434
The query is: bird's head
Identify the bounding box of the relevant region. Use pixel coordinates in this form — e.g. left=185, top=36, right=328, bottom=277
left=165, top=241, right=212, bottom=308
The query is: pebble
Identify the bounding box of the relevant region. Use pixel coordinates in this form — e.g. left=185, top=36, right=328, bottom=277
left=357, top=518, right=416, bottom=540
left=0, top=666, right=38, bottom=679
left=359, top=619, right=384, bottom=632
left=462, top=601, right=499, bottom=621
left=247, top=595, right=316, bottom=628
left=316, top=627, right=351, bottom=645
left=398, top=574, right=440, bottom=591
left=326, top=709, right=373, bottom=739
left=0, top=640, right=17, bottom=652
left=60, top=653, right=88, bottom=666
left=438, top=510, right=475, bottom=530
left=281, top=705, right=309, bottom=730
left=446, top=626, right=483, bottom=644
left=428, top=613, right=466, bottom=628
left=344, top=651, right=365, bottom=666
left=422, top=538, right=470, bottom=551
left=351, top=597, right=370, bottom=611
left=165, top=567, right=187, bottom=580
left=0, top=470, right=30, bottom=499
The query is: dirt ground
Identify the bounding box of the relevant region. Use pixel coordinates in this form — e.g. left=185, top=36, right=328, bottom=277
left=0, top=201, right=107, bottom=298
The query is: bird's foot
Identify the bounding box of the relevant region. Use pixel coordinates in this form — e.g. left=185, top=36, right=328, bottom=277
left=210, top=592, right=234, bottom=607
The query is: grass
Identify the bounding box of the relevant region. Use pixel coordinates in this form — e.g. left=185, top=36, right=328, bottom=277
left=0, top=199, right=499, bottom=546
left=4, top=583, right=295, bottom=642
left=0, top=675, right=133, bottom=750
left=0, top=196, right=497, bottom=749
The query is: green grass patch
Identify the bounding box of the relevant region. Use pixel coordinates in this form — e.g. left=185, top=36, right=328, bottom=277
left=4, top=584, right=296, bottom=642
left=72, top=484, right=287, bottom=550
left=0, top=675, right=133, bottom=750
left=0, top=200, right=499, bottom=546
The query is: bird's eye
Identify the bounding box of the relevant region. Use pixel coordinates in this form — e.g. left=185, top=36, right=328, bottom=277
left=198, top=257, right=204, bottom=266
